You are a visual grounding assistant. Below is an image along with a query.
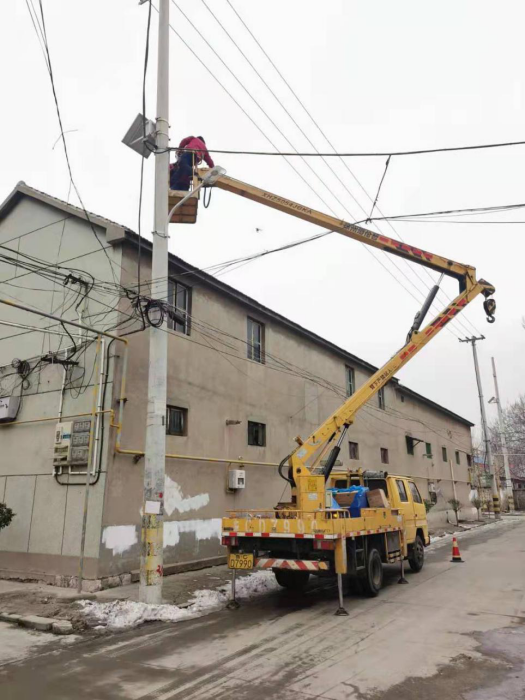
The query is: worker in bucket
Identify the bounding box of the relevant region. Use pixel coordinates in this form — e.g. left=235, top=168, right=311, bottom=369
left=169, top=135, right=215, bottom=190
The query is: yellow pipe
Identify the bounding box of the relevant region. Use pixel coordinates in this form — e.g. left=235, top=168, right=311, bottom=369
left=114, top=443, right=279, bottom=468
left=0, top=410, right=114, bottom=428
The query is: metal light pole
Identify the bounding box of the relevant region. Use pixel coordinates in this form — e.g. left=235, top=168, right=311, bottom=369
left=140, top=0, right=170, bottom=604
left=490, top=357, right=514, bottom=511
left=459, top=336, right=500, bottom=519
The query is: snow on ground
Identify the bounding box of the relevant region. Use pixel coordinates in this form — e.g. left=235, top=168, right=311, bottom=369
left=428, top=516, right=521, bottom=548
left=78, top=570, right=280, bottom=630
left=79, top=517, right=524, bottom=631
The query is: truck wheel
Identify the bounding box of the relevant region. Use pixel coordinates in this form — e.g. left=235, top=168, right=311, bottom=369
left=361, top=548, right=383, bottom=597
left=274, top=569, right=310, bottom=591
left=408, top=535, right=425, bottom=573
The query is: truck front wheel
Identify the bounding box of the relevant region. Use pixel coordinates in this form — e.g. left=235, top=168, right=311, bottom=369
left=274, top=569, right=310, bottom=591
left=361, top=548, right=383, bottom=597
left=408, top=535, right=425, bottom=573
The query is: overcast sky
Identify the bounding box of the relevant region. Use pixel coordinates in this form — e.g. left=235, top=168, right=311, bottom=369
left=2, top=0, right=524, bottom=435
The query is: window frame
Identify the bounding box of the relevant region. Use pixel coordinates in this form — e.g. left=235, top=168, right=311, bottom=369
left=380, top=447, right=389, bottom=464
left=406, top=436, right=415, bottom=456
left=408, top=481, right=423, bottom=504
left=442, top=446, right=448, bottom=462
left=247, top=420, right=266, bottom=447
left=378, top=387, right=386, bottom=410
left=167, top=279, right=191, bottom=335
left=425, top=442, right=432, bottom=458
left=467, top=453, right=472, bottom=467
left=345, top=366, right=355, bottom=397
left=396, top=479, right=409, bottom=503
left=348, top=441, right=359, bottom=460
left=166, top=405, right=188, bottom=437
left=455, top=450, right=461, bottom=465
left=247, top=317, right=265, bottom=364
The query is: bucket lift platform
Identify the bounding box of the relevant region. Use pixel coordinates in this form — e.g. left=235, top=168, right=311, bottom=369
left=168, top=188, right=199, bottom=224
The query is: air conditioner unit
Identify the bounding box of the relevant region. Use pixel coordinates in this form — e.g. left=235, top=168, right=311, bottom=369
left=0, top=395, right=20, bottom=423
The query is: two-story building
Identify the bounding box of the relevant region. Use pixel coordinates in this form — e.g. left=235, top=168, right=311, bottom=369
left=0, top=182, right=474, bottom=588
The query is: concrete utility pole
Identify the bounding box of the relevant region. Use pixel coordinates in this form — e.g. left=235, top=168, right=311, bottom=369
left=140, top=0, right=170, bottom=604
left=490, top=357, right=514, bottom=511
left=459, top=336, right=500, bottom=519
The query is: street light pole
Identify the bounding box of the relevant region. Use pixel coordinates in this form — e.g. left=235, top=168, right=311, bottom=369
left=140, top=0, right=170, bottom=604
left=491, top=357, right=514, bottom=511
left=460, top=336, right=501, bottom=519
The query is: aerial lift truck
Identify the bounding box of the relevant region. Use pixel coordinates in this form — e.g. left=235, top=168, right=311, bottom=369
left=169, top=166, right=496, bottom=614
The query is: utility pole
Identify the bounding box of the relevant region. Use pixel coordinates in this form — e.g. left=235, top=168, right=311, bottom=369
left=490, top=357, right=514, bottom=512
left=459, top=336, right=500, bottom=519
left=140, top=0, right=170, bottom=604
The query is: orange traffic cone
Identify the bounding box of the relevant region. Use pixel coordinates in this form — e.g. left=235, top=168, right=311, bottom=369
left=450, top=536, right=463, bottom=563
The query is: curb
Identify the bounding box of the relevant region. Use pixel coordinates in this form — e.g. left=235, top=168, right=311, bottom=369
left=0, top=612, right=74, bottom=635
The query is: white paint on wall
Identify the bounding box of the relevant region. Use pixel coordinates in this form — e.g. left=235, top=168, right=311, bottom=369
left=164, top=475, right=210, bottom=516
left=164, top=518, right=222, bottom=548
left=102, top=525, right=138, bottom=555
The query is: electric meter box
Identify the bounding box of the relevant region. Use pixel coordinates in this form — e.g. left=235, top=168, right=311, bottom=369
left=0, top=395, right=20, bottom=423
left=228, top=469, right=246, bottom=490
left=53, top=419, right=92, bottom=469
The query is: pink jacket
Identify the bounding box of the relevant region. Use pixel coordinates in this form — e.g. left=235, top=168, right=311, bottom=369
left=178, top=136, right=214, bottom=168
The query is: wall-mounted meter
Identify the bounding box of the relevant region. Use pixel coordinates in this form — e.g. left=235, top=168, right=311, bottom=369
left=53, top=419, right=92, bottom=471
left=228, top=469, right=246, bottom=490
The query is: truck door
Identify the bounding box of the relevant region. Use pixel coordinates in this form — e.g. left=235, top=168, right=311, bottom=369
left=407, top=481, right=428, bottom=538
left=394, top=478, right=416, bottom=545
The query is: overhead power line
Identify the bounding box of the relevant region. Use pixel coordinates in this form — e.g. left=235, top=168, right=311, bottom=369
left=217, top=0, right=482, bottom=340
left=174, top=138, right=525, bottom=158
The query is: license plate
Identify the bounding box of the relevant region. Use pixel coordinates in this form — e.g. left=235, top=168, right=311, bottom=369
left=228, top=553, right=254, bottom=570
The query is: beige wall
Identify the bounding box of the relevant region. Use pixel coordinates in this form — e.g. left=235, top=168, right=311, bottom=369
left=0, top=197, right=121, bottom=579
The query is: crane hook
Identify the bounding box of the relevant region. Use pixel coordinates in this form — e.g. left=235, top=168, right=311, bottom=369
left=483, top=298, right=496, bottom=324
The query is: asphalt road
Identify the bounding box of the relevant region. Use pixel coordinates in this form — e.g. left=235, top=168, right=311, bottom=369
left=2, top=519, right=525, bottom=700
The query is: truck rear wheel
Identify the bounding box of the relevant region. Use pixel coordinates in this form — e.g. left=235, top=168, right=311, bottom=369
left=408, top=535, right=425, bottom=573
left=274, top=569, right=310, bottom=591
left=361, top=548, right=383, bottom=597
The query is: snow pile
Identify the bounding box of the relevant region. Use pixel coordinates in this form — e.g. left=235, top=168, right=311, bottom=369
left=78, top=570, right=280, bottom=630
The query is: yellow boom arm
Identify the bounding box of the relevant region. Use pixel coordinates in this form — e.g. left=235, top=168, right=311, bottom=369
left=200, top=170, right=496, bottom=513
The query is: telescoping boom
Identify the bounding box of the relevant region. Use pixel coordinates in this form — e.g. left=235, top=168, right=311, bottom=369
left=198, top=169, right=496, bottom=514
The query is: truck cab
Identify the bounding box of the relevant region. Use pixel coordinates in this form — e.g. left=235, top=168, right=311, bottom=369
left=329, top=469, right=429, bottom=571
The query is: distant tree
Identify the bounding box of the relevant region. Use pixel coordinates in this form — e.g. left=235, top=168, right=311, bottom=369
left=472, top=497, right=483, bottom=521
left=489, top=394, right=525, bottom=481
left=0, top=503, right=14, bottom=531
left=448, top=498, right=461, bottom=526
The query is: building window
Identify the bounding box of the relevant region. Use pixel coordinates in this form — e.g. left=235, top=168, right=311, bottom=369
left=378, top=387, right=385, bottom=410
left=442, top=446, right=448, bottom=462
left=380, top=447, right=389, bottom=464
left=425, top=442, right=432, bottom=458
left=167, top=280, right=191, bottom=334
left=349, top=441, right=359, bottom=460
left=345, top=366, right=355, bottom=397
left=247, top=318, right=264, bottom=363
left=408, top=481, right=423, bottom=504
left=396, top=479, right=409, bottom=502
left=455, top=451, right=461, bottom=465
left=166, top=406, right=187, bottom=436
left=406, top=436, right=414, bottom=456
left=248, top=421, right=266, bottom=446
left=467, top=454, right=472, bottom=467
